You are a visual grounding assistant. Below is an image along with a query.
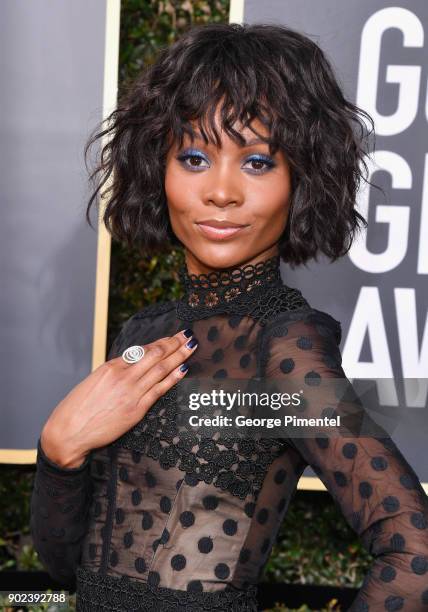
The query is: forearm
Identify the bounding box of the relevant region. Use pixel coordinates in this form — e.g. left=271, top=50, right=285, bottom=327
left=30, top=437, right=93, bottom=586
left=348, top=505, right=428, bottom=610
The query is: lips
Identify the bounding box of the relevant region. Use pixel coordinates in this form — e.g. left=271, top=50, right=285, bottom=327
left=195, top=220, right=249, bottom=241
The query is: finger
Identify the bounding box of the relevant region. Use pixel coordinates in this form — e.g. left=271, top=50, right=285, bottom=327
left=130, top=329, right=194, bottom=379
left=141, top=328, right=194, bottom=356
left=115, top=328, right=194, bottom=373
left=134, top=334, right=198, bottom=388
left=135, top=359, right=192, bottom=417
left=140, top=333, right=199, bottom=384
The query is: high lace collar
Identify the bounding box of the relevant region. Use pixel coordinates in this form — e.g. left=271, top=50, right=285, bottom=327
left=177, top=255, right=283, bottom=314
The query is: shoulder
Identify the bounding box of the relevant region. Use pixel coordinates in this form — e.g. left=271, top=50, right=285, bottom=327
left=262, top=304, right=343, bottom=373
left=304, top=308, right=342, bottom=345
left=133, top=299, right=177, bottom=320
left=263, top=286, right=342, bottom=346
left=108, top=300, right=177, bottom=359
left=116, top=299, right=177, bottom=332
left=121, top=299, right=178, bottom=337
left=256, top=283, right=309, bottom=326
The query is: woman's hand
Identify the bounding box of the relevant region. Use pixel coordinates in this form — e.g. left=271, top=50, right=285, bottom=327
left=40, top=329, right=198, bottom=468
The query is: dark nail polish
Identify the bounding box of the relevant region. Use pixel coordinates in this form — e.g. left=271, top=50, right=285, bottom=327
left=179, top=363, right=189, bottom=373
left=186, top=338, right=198, bottom=349
left=182, top=328, right=193, bottom=338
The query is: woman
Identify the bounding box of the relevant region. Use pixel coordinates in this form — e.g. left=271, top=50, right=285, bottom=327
left=30, top=23, right=428, bottom=611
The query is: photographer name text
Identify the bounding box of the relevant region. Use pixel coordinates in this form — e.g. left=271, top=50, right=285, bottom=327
left=188, top=414, right=341, bottom=428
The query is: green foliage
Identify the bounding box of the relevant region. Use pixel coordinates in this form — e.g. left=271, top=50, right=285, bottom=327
left=119, top=0, right=230, bottom=87
left=0, top=466, right=41, bottom=571
left=261, top=492, right=372, bottom=587
left=107, top=245, right=185, bottom=345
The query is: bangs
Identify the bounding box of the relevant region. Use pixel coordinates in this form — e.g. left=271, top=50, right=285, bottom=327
left=160, top=32, right=282, bottom=154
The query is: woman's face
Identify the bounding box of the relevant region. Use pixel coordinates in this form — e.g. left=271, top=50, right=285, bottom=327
left=165, top=106, right=292, bottom=275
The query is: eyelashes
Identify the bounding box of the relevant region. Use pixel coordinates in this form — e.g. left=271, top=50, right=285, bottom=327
left=175, top=148, right=277, bottom=175
left=176, top=149, right=205, bottom=170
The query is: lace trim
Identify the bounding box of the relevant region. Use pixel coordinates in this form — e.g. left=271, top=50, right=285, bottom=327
left=118, top=258, right=309, bottom=327
left=131, top=285, right=310, bottom=327
left=112, top=384, right=283, bottom=501
left=76, top=566, right=258, bottom=612
left=178, top=255, right=283, bottom=314
left=176, top=283, right=310, bottom=325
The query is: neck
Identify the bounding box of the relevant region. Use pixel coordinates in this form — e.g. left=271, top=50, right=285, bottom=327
left=178, top=253, right=283, bottom=313
left=183, top=246, right=280, bottom=277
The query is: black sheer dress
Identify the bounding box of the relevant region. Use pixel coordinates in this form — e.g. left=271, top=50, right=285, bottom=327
left=30, top=255, right=428, bottom=611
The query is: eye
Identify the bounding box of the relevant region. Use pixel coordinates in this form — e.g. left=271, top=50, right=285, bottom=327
left=243, top=155, right=276, bottom=174
left=176, top=149, right=209, bottom=171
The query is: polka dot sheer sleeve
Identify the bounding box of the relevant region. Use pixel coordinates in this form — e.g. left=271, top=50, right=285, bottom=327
left=264, top=310, right=428, bottom=611
left=30, top=438, right=94, bottom=587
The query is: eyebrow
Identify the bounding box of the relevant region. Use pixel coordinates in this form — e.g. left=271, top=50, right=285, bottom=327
left=188, top=133, right=269, bottom=147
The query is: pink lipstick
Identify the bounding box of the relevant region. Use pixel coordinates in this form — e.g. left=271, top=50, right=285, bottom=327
left=195, top=219, right=249, bottom=241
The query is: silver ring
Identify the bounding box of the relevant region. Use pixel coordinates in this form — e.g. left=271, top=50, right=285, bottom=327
left=122, top=345, right=145, bottom=364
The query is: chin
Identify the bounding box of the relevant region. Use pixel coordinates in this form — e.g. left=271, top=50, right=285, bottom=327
left=193, top=247, right=251, bottom=271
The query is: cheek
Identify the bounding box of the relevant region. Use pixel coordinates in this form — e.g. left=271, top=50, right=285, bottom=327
left=252, top=181, right=291, bottom=227
left=165, top=167, right=186, bottom=221
left=164, top=168, right=196, bottom=242
left=165, top=164, right=198, bottom=211
left=164, top=164, right=179, bottom=203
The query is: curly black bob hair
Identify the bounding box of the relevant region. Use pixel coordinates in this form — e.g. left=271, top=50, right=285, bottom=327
left=85, top=22, right=376, bottom=268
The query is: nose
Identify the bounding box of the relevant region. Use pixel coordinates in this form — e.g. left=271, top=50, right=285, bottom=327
left=202, top=163, right=244, bottom=209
